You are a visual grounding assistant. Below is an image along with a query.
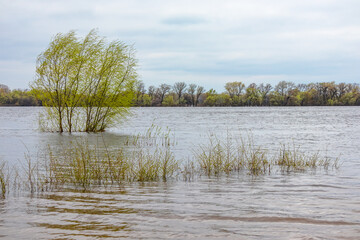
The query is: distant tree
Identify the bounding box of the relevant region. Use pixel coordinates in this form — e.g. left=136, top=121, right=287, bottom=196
left=0, top=84, right=10, bottom=105
left=248, top=83, right=257, bottom=89
left=148, top=85, right=156, bottom=98
left=162, top=94, right=175, bottom=106
left=286, top=88, right=302, bottom=106
left=134, top=80, right=146, bottom=106
left=182, top=93, right=192, bottom=106
left=204, top=93, right=231, bottom=106
left=275, top=81, right=295, bottom=96
left=274, top=81, right=295, bottom=105
left=314, top=82, right=336, bottom=105
left=141, top=94, right=152, bottom=106
left=146, top=85, right=156, bottom=106
left=0, top=84, right=10, bottom=93
left=173, top=82, right=187, bottom=105
left=297, top=83, right=308, bottom=92
left=258, top=83, right=272, bottom=106
left=245, top=87, right=261, bottom=106
left=158, top=84, right=171, bottom=105
left=337, top=83, right=347, bottom=100
left=299, top=88, right=316, bottom=106
left=187, top=84, right=197, bottom=106
left=195, top=86, right=205, bottom=106
left=0, top=88, right=39, bottom=106
left=225, top=81, right=245, bottom=97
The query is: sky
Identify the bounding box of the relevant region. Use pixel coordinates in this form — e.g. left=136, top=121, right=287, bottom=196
left=0, top=0, right=360, bottom=92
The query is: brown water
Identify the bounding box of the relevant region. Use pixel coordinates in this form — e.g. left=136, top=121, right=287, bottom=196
left=0, top=107, right=360, bottom=239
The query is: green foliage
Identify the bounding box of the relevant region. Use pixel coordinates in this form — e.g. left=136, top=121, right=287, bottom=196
left=30, top=30, right=137, bottom=132
left=245, top=87, right=261, bottom=106
left=162, top=95, right=175, bottom=106
left=225, top=81, right=245, bottom=97
left=5, top=80, right=359, bottom=107
left=131, top=80, right=359, bottom=107
left=0, top=88, right=39, bottom=106
left=133, top=81, right=359, bottom=107
left=141, top=94, right=152, bottom=106
left=204, top=93, right=231, bottom=106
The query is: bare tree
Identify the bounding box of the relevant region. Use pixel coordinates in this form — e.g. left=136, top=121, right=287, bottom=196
left=297, top=83, right=308, bottom=92
left=148, top=85, right=156, bottom=98
left=274, top=81, right=296, bottom=105
left=248, top=83, right=257, bottom=89
left=195, top=86, right=205, bottom=106
left=158, top=84, right=171, bottom=104
left=0, top=84, right=10, bottom=93
left=258, top=83, right=272, bottom=105
left=135, top=80, right=146, bottom=105
left=275, top=81, right=295, bottom=96
left=258, top=83, right=272, bottom=94
left=187, top=84, right=197, bottom=106
left=173, top=82, right=187, bottom=104
left=337, top=83, right=347, bottom=99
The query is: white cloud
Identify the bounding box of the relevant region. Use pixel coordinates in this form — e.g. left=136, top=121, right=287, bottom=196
left=0, top=0, right=359, bottom=90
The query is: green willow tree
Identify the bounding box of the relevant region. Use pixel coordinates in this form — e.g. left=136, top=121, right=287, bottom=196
left=31, top=30, right=137, bottom=132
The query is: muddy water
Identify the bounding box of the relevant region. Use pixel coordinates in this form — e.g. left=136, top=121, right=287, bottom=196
left=0, top=107, right=360, bottom=239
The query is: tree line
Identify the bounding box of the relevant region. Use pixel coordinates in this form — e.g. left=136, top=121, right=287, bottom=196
left=0, top=84, right=39, bottom=106
left=1, top=81, right=360, bottom=107
left=133, top=81, right=360, bottom=107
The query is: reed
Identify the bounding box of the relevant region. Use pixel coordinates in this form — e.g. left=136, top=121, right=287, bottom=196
left=237, top=134, right=271, bottom=175
left=24, top=152, right=37, bottom=193
left=127, top=127, right=178, bottom=182
left=194, top=133, right=270, bottom=176
left=0, top=160, right=8, bottom=198
left=193, top=133, right=337, bottom=176
left=275, top=144, right=339, bottom=172
left=106, top=148, right=130, bottom=185
left=44, top=141, right=129, bottom=189
left=27, top=126, right=180, bottom=190
left=180, top=159, right=197, bottom=181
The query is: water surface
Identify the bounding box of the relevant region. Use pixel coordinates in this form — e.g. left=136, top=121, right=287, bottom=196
left=0, top=107, right=359, bottom=239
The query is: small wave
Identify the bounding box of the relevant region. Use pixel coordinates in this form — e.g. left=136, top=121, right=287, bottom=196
left=195, top=215, right=358, bottom=226
left=273, top=184, right=345, bottom=189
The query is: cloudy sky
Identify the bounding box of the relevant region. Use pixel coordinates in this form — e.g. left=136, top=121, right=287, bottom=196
left=1, top=0, right=359, bottom=91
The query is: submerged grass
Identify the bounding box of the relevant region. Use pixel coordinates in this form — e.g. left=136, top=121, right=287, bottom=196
left=195, top=133, right=271, bottom=176
left=195, top=132, right=339, bottom=177
left=0, top=128, right=340, bottom=196
left=274, top=143, right=340, bottom=173
left=38, top=126, right=180, bottom=190
left=0, top=160, right=8, bottom=198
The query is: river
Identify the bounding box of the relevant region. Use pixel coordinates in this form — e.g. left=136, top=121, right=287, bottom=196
left=0, top=106, right=359, bottom=239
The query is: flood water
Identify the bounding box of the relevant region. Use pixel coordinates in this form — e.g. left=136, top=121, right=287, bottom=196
left=0, top=106, right=360, bottom=239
